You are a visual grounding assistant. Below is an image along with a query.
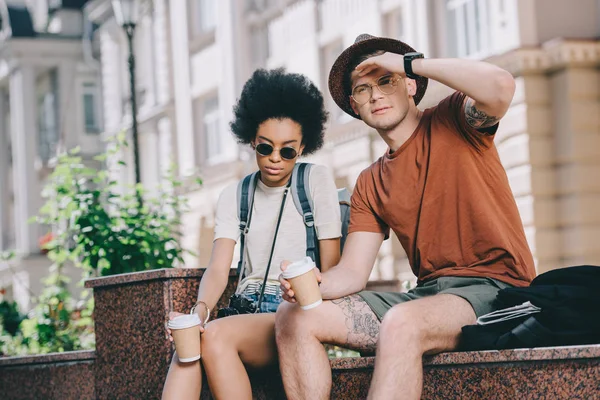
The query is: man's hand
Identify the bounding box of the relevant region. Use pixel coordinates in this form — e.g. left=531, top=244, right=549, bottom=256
left=355, top=52, right=406, bottom=78
left=166, top=311, right=206, bottom=342
left=279, top=260, right=322, bottom=303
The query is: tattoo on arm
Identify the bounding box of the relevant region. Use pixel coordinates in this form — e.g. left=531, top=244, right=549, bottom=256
left=464, top=98, right=499, bottom=131
left=331, top=295, right=380, bottom=354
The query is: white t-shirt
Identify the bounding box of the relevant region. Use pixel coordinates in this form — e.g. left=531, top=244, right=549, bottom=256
left=214, top=164, right=342, bottom=292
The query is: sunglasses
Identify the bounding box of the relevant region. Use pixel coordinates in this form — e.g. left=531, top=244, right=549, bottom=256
left=254, top=143, right=298, bottom=160
left=351, top=74, right=402, bottom=105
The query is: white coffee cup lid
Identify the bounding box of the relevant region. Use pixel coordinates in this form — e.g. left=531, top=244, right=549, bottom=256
left=168, top=313, right=201, bottom=330
left=281, top=257, right=316, bottom=279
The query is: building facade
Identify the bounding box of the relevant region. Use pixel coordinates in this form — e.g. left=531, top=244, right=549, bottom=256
left=2, top=0, right=599, bottom=309
left=0, top=0, right=102, bottom=310
left=87, top=0, right=600, bottom=282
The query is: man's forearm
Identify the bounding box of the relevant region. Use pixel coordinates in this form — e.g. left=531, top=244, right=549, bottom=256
left=320, top=264, right=368, bottom=300
left=411, top=58, right=515, bottom=112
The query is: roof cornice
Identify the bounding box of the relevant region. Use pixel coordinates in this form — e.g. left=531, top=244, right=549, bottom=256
left=487, top=39, right=600, bottom=76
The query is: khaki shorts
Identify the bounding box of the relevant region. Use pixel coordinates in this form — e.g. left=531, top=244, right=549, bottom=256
left=359, top=276, right=513, bottom=320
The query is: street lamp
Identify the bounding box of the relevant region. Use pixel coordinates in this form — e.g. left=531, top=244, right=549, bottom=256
left=112, top=0, right=142, bottom=188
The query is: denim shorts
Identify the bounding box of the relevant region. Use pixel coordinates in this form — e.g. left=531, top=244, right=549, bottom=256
left=240, top=285, right=283, bottom=313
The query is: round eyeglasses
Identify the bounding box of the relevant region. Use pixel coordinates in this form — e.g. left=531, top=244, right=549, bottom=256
left=255, top=143, right=298, bottom=160
left=351, top=75, right=402, bottom=105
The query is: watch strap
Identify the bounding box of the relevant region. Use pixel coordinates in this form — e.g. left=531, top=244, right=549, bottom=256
left=404, top=52, right=424, bottom=80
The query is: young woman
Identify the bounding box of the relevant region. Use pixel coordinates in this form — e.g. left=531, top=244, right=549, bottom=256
left=162, top=69, right=341, bottom=399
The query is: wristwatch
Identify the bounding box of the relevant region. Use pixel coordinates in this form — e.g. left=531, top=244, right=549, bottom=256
left=404, top=52, right=424, bottom=80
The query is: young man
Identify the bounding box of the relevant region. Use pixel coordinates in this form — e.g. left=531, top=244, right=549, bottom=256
left=275, top=34, right=536, bottom=400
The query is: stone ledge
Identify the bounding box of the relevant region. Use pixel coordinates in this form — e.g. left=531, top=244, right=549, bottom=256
left=85, top=268, right=401, bottom=290
left=84, top=267, right=237, bottom=288
left=329, top=344, right=600, bottom=370
left=0, top=350, right=95, bottom=367
left=0, top=351, right=96, bottom=400
left=245, top=344, right=600, bottom=399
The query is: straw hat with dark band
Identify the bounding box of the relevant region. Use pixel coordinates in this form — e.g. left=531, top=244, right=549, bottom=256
left=328, top=34, right=429, bottom=119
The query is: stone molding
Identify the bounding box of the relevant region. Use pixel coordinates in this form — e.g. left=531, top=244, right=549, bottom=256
left=85, top=267, right=237, bottom=288
left=0, top=350, right=95, bottom=367
left=488, top=39, right=600, bottom=76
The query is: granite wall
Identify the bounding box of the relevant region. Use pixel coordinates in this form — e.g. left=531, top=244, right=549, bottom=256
left=85, top=268, right=237, bottom=399
left=0, top=351, right=96, bottom=400
left=1, top=269, right=599, bottom=399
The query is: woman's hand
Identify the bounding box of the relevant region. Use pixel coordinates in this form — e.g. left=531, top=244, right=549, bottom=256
left=166, top=311, right=206, bottom=342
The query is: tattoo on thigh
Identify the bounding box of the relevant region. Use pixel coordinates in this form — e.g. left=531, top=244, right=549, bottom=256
left=465, top=98, right=499, bottom=131
left=331, top=295, right=380, bottom=353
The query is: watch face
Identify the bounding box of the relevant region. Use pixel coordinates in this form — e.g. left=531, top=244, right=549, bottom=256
left=405, top=52, right=424, bottom=60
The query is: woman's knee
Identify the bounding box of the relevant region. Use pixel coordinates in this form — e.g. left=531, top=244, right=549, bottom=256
left=201, top=320, right=232, bottom=360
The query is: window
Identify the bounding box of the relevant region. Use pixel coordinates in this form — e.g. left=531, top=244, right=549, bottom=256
left=446, top=0, right=490, bottom=58
left=250, top=25, right=270, bottom=69
left=320, top=40, right=345, bottom=123
left=383, top=7, right=404, bottom=40
left=247, top=0, right=277, bottom=13
left=136, top=17, right=156, bottom=110
left=82, top=82, right=101, bottom=134
left=203, top=96, right=221, bottom=163
left=194, top=95, right=222, bottom=165
left=189, top=0, right=217, bottom=38
left=37, top=71, right=58, bottom=164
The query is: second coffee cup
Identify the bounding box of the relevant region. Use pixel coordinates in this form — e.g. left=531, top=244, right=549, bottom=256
left=282, top=257, right=322, bottom=310
left=168, top=313, right=202, bottom=362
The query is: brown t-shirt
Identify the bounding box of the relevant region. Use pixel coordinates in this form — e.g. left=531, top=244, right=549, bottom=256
left=349, top=92, right=536, bottom=287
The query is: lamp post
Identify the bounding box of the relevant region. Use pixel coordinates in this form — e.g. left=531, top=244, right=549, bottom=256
left=112, top=0, right=141, bottom=188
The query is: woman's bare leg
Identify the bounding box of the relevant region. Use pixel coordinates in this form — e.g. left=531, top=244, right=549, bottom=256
left=162, top=351, right=202, bottom=400
left=201, top=313, right=277, bottom=400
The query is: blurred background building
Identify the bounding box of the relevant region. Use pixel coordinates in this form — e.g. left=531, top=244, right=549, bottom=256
left=0, top=0, right=102, bottom=309
left=1, top=0, right=599, bottom=311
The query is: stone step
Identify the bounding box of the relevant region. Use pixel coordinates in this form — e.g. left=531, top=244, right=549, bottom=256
left=229, top=345, right=600, bottom=399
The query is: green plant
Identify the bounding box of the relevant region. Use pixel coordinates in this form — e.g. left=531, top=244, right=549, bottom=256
left=0, top=251, right=25, bottom=356
left=0, top=300, right=24, bottom=337
left=0, top=260, right=95, bottom=356
left=325, top=344, right=361, bottom=359
left=0, top=251, right=21, bottom=336
left=0, top=134, right=201, bottom=357
left=35, top=132, right=200, bottom=277
left=17, top=262, right=95, bottom=354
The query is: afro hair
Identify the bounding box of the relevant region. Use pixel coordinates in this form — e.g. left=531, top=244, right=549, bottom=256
left=230, top=68, right=328, bottom=155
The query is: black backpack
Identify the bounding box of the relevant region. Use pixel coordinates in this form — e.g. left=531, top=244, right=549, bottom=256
left=461, top=265, right=600, bottom=351
left=236, top=163, right=350, bottom=277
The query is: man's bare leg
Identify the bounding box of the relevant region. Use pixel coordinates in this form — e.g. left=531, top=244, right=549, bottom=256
left=275, top=294, right=380, bottom=400
left=201, top=313, right=278, bottom=400
left=368, top=294, right=476, bottom=400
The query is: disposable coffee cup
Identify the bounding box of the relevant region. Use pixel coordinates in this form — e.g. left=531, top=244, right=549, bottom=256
left=168, top=313, right=202, bottom=362
left=282, top=257, right=322, bottom=310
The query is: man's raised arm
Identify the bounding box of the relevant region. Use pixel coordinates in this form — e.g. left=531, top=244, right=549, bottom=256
left=411, top=58, right=515, bottom=129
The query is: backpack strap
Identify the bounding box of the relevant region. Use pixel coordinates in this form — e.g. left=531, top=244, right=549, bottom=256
left=236, top=172, right=259, bottom=277
left=337, top=187, right=351, bottom=252
left=291, top=163, right=320, bottom=268
left=510, top=316, right=553, bottom=348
